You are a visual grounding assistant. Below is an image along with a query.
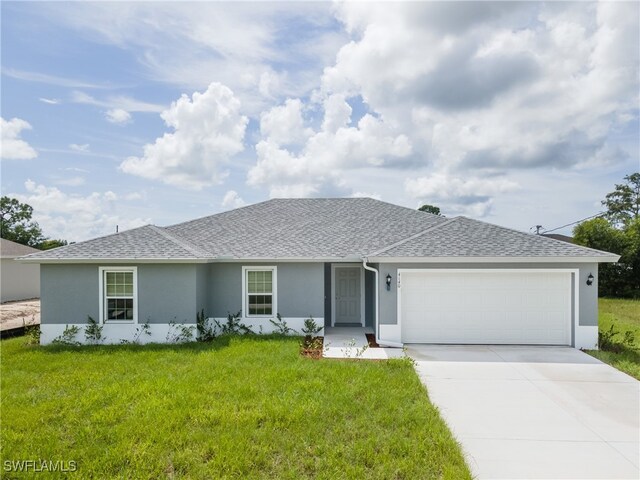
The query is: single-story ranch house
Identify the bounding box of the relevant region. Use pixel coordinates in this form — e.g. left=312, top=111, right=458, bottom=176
left=19, top=198, right=618, bottom=348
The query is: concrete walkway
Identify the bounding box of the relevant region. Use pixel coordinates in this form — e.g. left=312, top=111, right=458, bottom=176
left=407, top=345, right=640, bottom=479
left=323, top=327, right=405, bottom=360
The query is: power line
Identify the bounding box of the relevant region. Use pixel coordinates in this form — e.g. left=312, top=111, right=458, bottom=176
left=539, top=212, right=606, bottom=234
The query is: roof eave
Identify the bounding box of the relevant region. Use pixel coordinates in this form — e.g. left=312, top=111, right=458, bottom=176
left=368, top=255, right=620, bottom=264
left=16, top=257, right=210, bottom=264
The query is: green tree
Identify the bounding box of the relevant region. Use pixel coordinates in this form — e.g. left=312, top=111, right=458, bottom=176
left=418, top=204, right=442, bottom=216
left=0, top=196, right=67, bottom=249
left=0, top=196, right=44, bottom=247
left=602, top=172, right=640, bottom=227
left=573, top=173, right=640, bottom=298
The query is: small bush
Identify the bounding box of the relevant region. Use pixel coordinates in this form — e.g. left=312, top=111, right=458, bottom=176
left=120, top=320, right=151, bottom=345
left=84, top=316, right=105, bottom=344
left=196, top=309, right=215, bottom=342
left=599, top=324, right=635, bottom=353
left=214, top=311, right=253, bottom=335
left=166, top=320, right=195, bottom=343
left=301, top=317, right=321, bottom=340
left=23, top=319, right=40, bottom=346
left=270, top=313, right=295, bottom=335
left=51, top=325, right=81, bottom=346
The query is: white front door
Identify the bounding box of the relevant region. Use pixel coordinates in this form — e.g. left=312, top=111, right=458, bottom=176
left=334, top=266, right=362, bottom=325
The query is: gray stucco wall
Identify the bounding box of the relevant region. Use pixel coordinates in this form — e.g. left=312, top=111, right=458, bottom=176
left=195, top=264, right=208, bottom=316
left=207, top=262, right=325, bottom=319
left=41, top=264, right=199, bottom=324
left=138, top=264, right=197, bottom=324
left=41, top=264, right=99, bottom=324
left=1, top=258, right=40, bottom=302
left=377, top=262, right=599, bottom=327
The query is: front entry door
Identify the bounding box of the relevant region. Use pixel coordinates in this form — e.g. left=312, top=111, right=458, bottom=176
left=334, top=266, right=362, bottom=325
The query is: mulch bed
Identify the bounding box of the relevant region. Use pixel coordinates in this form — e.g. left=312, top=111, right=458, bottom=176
left=366, top=333, right=380, bottom=348
left=300, top=336, right=324, bottom=359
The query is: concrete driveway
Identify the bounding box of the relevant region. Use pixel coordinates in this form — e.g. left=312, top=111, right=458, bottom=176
left=407, top=345, right=639, bottom=479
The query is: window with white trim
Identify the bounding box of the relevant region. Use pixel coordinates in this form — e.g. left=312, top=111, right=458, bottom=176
left=243, top=267, right=276, bottom=317
left=100, top=267, right=137, bottom=323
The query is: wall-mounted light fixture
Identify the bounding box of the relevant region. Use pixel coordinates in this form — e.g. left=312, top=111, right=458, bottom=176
left=386, top=274, right=392, bottom=291
left=586, top=273, right=594, bottom=286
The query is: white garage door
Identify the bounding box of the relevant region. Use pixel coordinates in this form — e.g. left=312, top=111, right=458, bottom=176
left=400, top=270, right=572, bottom=345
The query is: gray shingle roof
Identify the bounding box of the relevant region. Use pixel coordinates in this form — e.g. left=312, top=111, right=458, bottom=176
left=373, top=216, right=615, bottom=258
left=166, top=198, right=447, bottom=258
left=1, top=238, right=40, bottom=258
left=20, top=225, right=205, bottom=260
left=18, top=198, right=618, bottom=262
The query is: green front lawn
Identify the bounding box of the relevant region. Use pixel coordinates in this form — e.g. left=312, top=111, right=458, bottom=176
left=587, top=298, right=640, bottom=380
left=1, top=336, right=470, bottom=479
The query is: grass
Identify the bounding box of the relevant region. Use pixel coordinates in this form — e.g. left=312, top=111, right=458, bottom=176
left=0, top=335, right=470, bottom=479
left=587, top=298, right=640, bottom=380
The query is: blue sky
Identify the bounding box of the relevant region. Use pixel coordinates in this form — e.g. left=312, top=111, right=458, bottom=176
left=1, top=1, right=638, bottom=242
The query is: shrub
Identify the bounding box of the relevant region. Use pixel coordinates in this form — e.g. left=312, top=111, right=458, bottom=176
left=196, top=309, right=215, bottom=342
left=84, top=316, right=105, bottom=344
left=269, top=313, right=295, bottom=335
left=51, top=325, right=81, bottom=346
left=214, top=311, right=253, bottom=335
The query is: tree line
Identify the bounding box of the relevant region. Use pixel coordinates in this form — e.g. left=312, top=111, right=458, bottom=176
left=0, top=196, right=67, bottom=250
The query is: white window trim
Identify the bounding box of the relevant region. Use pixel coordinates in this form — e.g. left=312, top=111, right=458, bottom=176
left=242, top=266, right=277, bottom=318
left=99, top=266, right=138, bottom=324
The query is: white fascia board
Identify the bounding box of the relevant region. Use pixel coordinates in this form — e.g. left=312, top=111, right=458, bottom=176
left=209, top=257, right=363, bottom=263
left=369, top=255, right=620, bottom=264
left=16, top=258, right=210, bottom=264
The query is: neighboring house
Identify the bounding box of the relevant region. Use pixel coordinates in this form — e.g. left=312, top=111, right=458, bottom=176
left=1, top=239, right=41, bottom=303
left=19, top=198, right=618, bottom=348
left=542, top=233, right=574, bottom=244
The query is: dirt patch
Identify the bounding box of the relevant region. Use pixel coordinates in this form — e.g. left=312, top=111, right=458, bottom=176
left=366, top=333, right=380, bottom=348
left=0, top=299, right=40, bottom=331
left=300, top=336, right=324, bottom=359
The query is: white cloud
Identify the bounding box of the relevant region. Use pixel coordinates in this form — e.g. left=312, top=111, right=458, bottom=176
left=106, top=108, right=131, bottom=124
left=70, top=92, right=163, bottom=113
left=259, top=98, right=312, bottom=146
left=69, top=143, right=90, bottom=152
left=0, top=117, right=38, bottom=160
left=308, top=1, right=638, bottom=213
left=405, top=174, right=519, bottom=217
left=120, top=82, right=248, bottom=190
left=35, top=3, right=347, bottom=115
left=39, top=97, right=60, bottom=105
left=248, top=96, right=412, bottom=197
left=3, top=67, right=110, bottom=89
left=221, top=190, right=246, bottom=209
left=11, top=180, right=149, bottom=241
left=55, top=176, right=86, bottom=187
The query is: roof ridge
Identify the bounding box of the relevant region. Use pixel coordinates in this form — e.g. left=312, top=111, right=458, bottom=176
left=367, top=216, right=460, bottom=257
left=147, top=225, right=209, bottom=258
left=456, top=216, right=618, bottom=257
left=165, top=199, right=274, bottom=230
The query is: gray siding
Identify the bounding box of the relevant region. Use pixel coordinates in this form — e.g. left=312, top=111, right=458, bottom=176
left=1, top=258, right=40, bottom=302
left=195, top=264, right=208, bottom=316
left=41, top=264, right=199, bottom=324
left=378, top=262, right=599, bottom=327
left=207, top=262, right=325, bottom=318
left=41, top=264, right=99, bottom=324
left=138, top=264, right=197, bottom=324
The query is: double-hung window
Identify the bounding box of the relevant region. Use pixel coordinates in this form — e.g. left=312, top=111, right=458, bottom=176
left=99, top=267, right=137, bottom=323
left=243, top=266, right=277, bottom=317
